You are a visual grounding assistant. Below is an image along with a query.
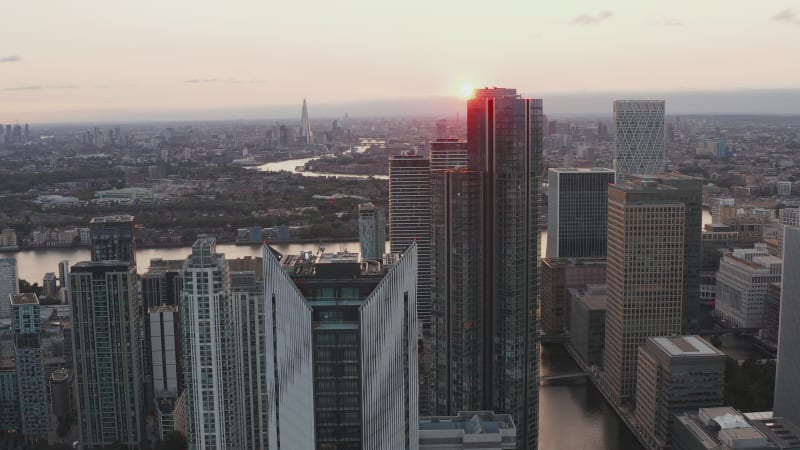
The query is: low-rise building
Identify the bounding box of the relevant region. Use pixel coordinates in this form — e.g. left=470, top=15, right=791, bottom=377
left=419, top=411, right=516, bottom=450
left=540, top=258, right=606, bottom=335
left=635, top=336, right=726, bottom=450
left=673, top=407, right=800, bottom=450
left=568, top=284, right=607, bottom=367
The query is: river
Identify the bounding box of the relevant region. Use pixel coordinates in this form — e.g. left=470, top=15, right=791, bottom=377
left=255, top=156, right=389, bottom=180
left=3, top=209, right=716, bottom=450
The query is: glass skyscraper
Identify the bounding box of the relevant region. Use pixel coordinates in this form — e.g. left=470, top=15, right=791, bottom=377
left=612, top=100, right=665, bottom=183
left=432, top=87, right=542, bottom=449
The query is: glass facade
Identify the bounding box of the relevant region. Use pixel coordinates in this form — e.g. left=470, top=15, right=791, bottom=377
left=89, top=215, right=136, bottom=264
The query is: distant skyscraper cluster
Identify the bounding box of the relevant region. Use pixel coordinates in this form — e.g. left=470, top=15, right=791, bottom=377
left=0, top=123, right=30, bottom=146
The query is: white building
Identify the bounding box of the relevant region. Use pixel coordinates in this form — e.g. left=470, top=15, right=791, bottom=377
left=181, top=237, right=240, bottom=449
left=779, top=208, right=800, bottom=227
left=263, top=244, right=419, bottom=449
left=0, top=258, right=19, bottom=319
left=613, top=100, right=666, bottom=183
left=714, top=246, right=782, bottom=329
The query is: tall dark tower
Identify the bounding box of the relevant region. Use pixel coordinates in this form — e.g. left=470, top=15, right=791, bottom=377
left=432, top=88, right=542, bottom=448
left=89, top=215, right=136, bottom=264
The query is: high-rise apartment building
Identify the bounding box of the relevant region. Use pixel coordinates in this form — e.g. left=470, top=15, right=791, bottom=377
left=389, top=154, right=431, bottom=329
left=263, top=244, right=419, bottom=450
left=142, top=258, right=184, bottom=309
left=774, top=226, right=800, bottom=426
left=604, top=181, right=685, bottom=404
left=430, top=138, right=469, bottom=171
left=430, top=167, right=482, bottom=415
left=70, top=261, right=143, bottom=449
left=629, top=173, right=703, bottom=332
left=181, top=237, right=239, bottom=450
left=358, top=202, right=386, bottom=261
left=89, top=215, right=136, bottom=264
left=0, top=258, right=19, bottom=319
left=546, top=168, right=615, bottom=259
left=10, top=293, right=49, bottom=437
left=430, top=87, right=542, bottom=447
left=612, top=100, right=665, bottom=183
left=229, top=257, right=270, bottom=450
left=148, top=305, right=182, bottom=440
left=634, top=336, right=725, bottom=450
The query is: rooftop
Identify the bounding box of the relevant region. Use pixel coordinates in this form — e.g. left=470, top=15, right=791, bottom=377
left=90, top=214, right=134, bottom=224
left=549, top=167, right=615, bottom=174
left=10, top=293, right=39, bottom=305
left=649, top=335, right=724, bottom=357
left=420, top=411, right=515, bottom=434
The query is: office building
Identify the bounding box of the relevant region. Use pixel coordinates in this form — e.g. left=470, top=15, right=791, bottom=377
left=10, top=293, right=49, bottom=437
left=389, top=154, right=431, bottom=328
left=630, top=173, right=703, bottom=332
left=181, top=237, right=240, bottom=449
left=0, top=365, right=17, bottom=432
left=775, top=226, right=800, bottom=427
left=229, top=257, right=269, bottom=450
left=635, top=336, right=726, bottom=449
left=430, top=167, right=482, bottom=415
left=714, top=249, right=781, bottom=329
left=89, top=215, right=136, bottom=264
left=546, top=168, right=615, bottom=258
left=760, top=282, right=782, bottom=349
left=263, top=244, right=419, bottom=450
left=604, top=181, right=685, bottom=404
left=430, top=138, right=468, bottom=171
left=358, top=202, right=386, bottom=261
left=673, top=407, right=800, bottom=450
left=0, top=258, right=19, bottom=319
left=569, top=285, right=607, bottom=367
left=42, top=272, right=57, bottom=298
left=70, top=260, right=143, bottom=449
left=612, top=100, right=665, bottom=183
left=419, top=411, right=516, bottom=450
left=540, top=258, right=606, bottom=335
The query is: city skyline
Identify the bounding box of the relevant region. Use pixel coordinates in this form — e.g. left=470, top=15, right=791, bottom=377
left=3, top=1, right=800, bottom=122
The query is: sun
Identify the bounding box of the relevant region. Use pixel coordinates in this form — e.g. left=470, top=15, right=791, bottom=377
left=459, top=82, right=474, bottom=99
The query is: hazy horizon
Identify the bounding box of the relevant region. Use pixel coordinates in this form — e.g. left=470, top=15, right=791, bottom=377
left=3, top=1, right=800, bottom=123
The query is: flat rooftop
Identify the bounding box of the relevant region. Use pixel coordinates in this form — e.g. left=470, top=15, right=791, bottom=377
left=10, top=293, right=39, bottom=305
left=420, top=411, right=515, bottom=434
left=549, top=167, right=615, bottom=174
left=90, top=215, right=134, bottom=224
left=650, top=335, right=724, bottom=357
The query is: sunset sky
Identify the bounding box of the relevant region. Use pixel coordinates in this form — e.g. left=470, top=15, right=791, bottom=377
left=2, top=0, right=800, bottom=122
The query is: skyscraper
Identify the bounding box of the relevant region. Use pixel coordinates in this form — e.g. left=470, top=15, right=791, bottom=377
left=603, top=181, right=685, bottom=404
left=432, top=87, right=542, bottom=448
left=358, top=202, right=386, bottom=261
left=430, top=138, right=469, bottom=171
left=613, top=100, right=665, bottom=183
left=89, top=215, right=136, bottom=264
left=629, top=173, right=703, bottom=332
left=70, top=261, right=143, bottom=449
left=263, top=244, right=419, bottom=449
left=10, top=293, right=49, bottom=438
left=430, top=167, right=482, bottom=415
left=181, top=237, right=240, bottom=449
left=300, top=97, right=312, bottom=145
left=0, top=258, right=19, bottom=319
left=389, top=154, right=431, bottom=329
left=546, top=168, right=615, bottom=258
left=774, top=226, right=800, bottom=426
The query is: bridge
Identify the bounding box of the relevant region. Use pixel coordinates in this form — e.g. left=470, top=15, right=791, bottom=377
left=541, top=372, right=588, bottom=382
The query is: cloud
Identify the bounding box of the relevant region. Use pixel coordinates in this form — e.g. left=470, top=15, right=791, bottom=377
left=0, top=55, right=22, bottom=63
left=773, top=9, right=800, bottom=25
left=570, top=10, right=614, bottom=25
left=651, top=16, right=684, bottom=27
left=184, top=78, right=266, bottom=85
left=4, top=85, right=78, bottom=91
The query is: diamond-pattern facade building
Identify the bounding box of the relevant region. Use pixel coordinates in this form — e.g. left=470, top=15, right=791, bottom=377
left=613, top=100, right=665, bottom=183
